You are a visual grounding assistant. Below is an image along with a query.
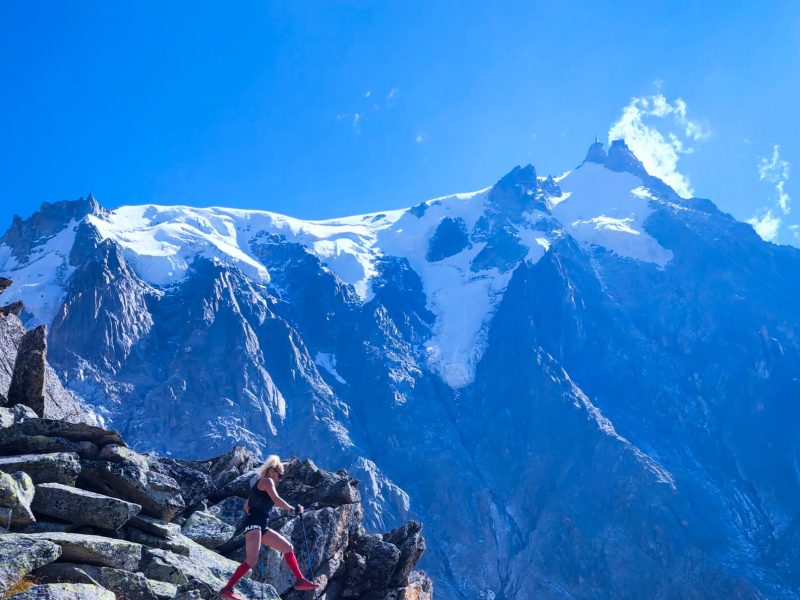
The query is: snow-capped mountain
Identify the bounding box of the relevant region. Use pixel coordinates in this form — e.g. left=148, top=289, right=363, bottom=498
left=3, top=139, right=800, bottom=599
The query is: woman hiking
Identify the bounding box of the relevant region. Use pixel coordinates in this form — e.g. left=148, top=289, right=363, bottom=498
left=219, top=455, right=320, bottom=598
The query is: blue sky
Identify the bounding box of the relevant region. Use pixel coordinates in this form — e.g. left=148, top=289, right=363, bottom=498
left=2, top=1, right=799, bottom=246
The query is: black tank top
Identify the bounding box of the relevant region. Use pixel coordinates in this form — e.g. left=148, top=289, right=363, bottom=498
left=248, top=477, right=275, bottom=515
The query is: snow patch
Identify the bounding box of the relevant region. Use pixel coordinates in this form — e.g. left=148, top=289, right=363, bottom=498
left=315, top=352, right=347, bottom=384
left=554, top=163, right=673, bottom=266
left=0, top=221, right=79, bottom=326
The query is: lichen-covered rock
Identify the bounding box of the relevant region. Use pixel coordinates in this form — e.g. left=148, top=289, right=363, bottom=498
left=0, top=419, right=123, bottom=451
left=31, top=483, right=141, bottom=530
left=0, top=452, right=81, bottom=485
left=127, top=526, right=191, bottom=556
left=77, top=458, right=184, bottom=521
left=141, top=537, right=280, bottom=599
left=0, top=535, right=62, bottom=596
left=181, top=509, right=235, bottom=549
left=18, top=533, right=143, bottom=571
left=128, top=513, right=181, bottom=538
left=70, top=564, right=175, bottom=600
left=97, top=443, right=149, bottom=469
left=0, top=468, right=35, bottom=526
left=7, top=583, right=116, bottom=599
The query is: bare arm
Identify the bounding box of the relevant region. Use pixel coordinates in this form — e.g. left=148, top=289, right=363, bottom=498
left=258, top=477, right=294, bottom=512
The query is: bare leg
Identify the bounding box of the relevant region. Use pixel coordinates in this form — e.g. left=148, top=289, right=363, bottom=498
left=260, top=528, right=317, bottom=589
left=245, top=529, right=262, bottom=566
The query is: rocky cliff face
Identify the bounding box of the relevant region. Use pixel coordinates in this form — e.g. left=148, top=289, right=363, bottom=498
left=3, top=141, right=800, bottom=598
left=0, top=282, right=432, bottom=600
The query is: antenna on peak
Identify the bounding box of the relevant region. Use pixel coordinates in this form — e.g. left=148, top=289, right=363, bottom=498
left=594, top=134, right=599, bottom=144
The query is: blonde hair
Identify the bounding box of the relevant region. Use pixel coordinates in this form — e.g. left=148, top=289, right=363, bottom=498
left=257, top=454, right=284, bottom=479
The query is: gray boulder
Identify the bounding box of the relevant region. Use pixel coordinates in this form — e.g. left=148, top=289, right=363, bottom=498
left=0, top=469, right=35, bottom=526
left=128, top=513, right=181, bottom=538
left=32, top=562, right=101, bottom=585
left=0, top=452, right=81, bottom=485
left=77, top=459, right=184, bottom=521
left=0, top=419, right=123, bottom=452
left=279, top=458, right=360, bottom=508
left=52, top=564, right=176, bottom=600
left=0, top=535, right=62, bottom=596
left=151, top=457, right=215, bottom=508
left=261, top=504, right=360, bottom=594
left=181, top=509, right=235, bottom=549
left=7, top=583, right=115, bottom=599
left=127, top=526, right=191, bottom=556
left=97, top=443, right=149, bottom=469
left=31, top=483, right=141, bottom=530
left=141, top=536, right=280, bottom=599
left=207, top=495, right=246, bottom=528
left=0, top=403, right=37, bottom=428
left=7, top=325, right=47, bottom=416
left=19, top=533, right=143, bottom=571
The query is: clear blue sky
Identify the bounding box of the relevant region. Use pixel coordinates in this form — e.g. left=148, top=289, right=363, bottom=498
left=2, top=1, right=800, bottom=245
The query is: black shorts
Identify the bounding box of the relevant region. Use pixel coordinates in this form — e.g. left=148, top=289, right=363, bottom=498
left=242, top=511, right=271, bottom=534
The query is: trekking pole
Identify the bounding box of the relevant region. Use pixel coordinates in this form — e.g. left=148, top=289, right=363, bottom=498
left=299, top=509, right=314, bottom=576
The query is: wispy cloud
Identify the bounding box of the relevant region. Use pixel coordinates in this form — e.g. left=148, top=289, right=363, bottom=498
left=758, top=145, right=791, bottom=214
left=747, top=210, right=781, bottom=241
left=337, top=88, right=400, bottom=134
left=608, top=93, right=710, bottom=198
left=415, top=133, right=426, bottom=143
left=747, top=145, right=792, bottom=242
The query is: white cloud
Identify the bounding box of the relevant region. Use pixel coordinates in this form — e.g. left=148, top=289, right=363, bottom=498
left=352, top=113, right=362, bottom=134
left=608, top=93, right=710, bottom=198
left=747, top=210, right=781, bottom=241
left=758, top=145, right=791, bottom=214
left=415, top=133, right=426, bottom=143
left=365, top=90, right=372, bottom=98
left=789, top=224, right=800, bottom=240
left=387, top=88, right=399, bottom=100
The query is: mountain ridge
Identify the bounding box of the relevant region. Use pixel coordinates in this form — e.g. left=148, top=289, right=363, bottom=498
left=3, top=139, right=800, bottom=598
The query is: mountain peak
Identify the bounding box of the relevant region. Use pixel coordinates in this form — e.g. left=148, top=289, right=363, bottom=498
left=583, top=139, right=608, bottom=164
left=1, top=196, right=102, bottom=262
left=605, top=138, right=648, bottom=177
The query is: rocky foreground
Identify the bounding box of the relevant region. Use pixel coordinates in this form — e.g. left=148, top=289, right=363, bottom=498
left=0, top=278, right=432, bottom=600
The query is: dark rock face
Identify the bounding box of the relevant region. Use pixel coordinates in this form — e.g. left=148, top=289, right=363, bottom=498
left=426, top=217, right=470, bottom=262
left=7, top=325, right=47, bottom=415
left=49, top=233, right=155, bottom=373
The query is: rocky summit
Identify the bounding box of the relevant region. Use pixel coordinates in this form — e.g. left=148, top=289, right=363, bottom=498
left=2, top=140, right=800, bottom=598
left=0, top=283, right=431, bottom=599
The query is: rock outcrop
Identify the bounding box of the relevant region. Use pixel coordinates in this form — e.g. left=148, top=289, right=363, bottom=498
left=0, top=278, right=432, bottom=599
